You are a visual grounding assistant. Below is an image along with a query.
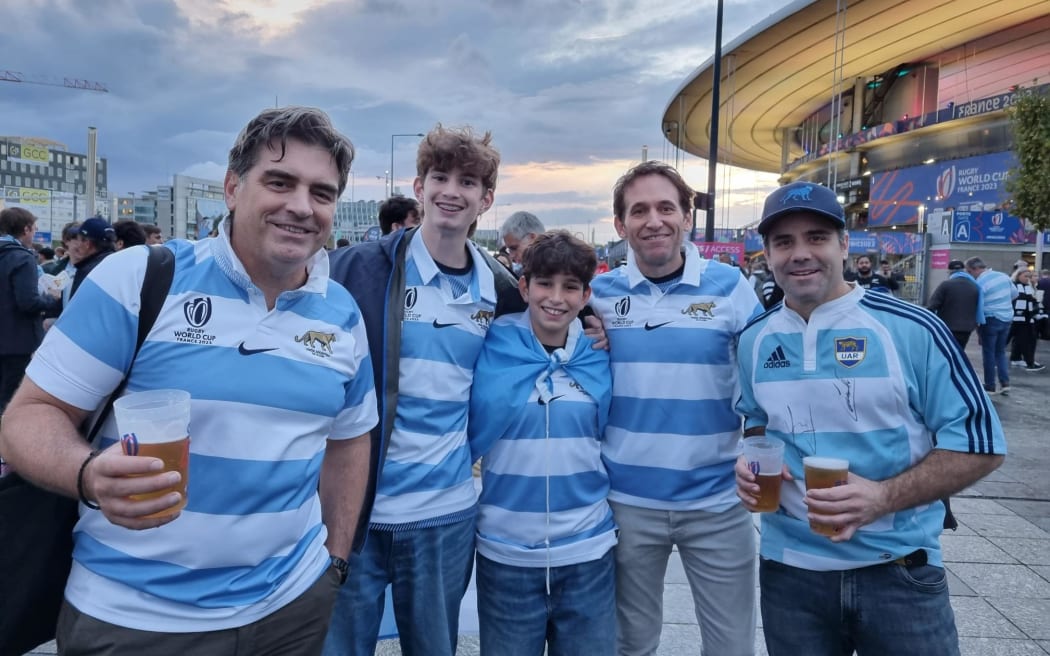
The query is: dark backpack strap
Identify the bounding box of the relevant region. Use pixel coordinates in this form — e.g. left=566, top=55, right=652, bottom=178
left=85, top=245, right=176, bottom=443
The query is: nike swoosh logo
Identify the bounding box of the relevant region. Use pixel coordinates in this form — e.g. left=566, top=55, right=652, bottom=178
left=539, top=395, right=565, bottom=406
left=432, top=320, right=459, bottom=328
left=238, top=342, right=278, bottom=356
left=644, top=321, right=672, bottom=331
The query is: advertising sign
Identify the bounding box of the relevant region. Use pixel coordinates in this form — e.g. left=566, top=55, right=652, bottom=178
left=743, top=229, right=763, bottom=253
left=7, top=140, right=51, bottom=166
left=930, top=250, right=951, bottom=269
left=848, top=231, right=879, bottom=254
left=950, top=209, right=1028, bottom=244
left=878, top=232, right=925, bottom=255
left=869, top=151, right=1016, bottom=227
left=692, top=241, right=744, bottom=261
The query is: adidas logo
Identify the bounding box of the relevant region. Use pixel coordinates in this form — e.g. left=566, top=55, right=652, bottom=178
left=763, top=345, right=791, bottom=369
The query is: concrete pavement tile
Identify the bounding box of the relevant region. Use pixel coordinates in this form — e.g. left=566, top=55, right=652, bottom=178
left=1033, top=565, right=1050, bottom=583
left=951, top=497, right=1016, bottom=515
left=959, top=637, right=1048, bottom=655
left=997, top=500, right=1050, bottom=520
left=1030, top=517, right=1050, bottom=534
left=1037, top=641, right=1050, bottom=654
left=25, top=641, right=56, bottom=654
left=666, top=550, right=688, bottom=584
left=949, top=596, right=1025, bottom=638
left=662, top=582, right=699, bottom=624
left=986, top=598, right=1050, bottom=640
left=456, top=635, right=480, bottom=655
left=956, top=514, right=1050, bottom=539
left=994, top=538, right=1050, bottom=565
left=948, top=569, right=980, bottom=596
left=949, top=563, right=1050, bottom=598
left=942, top=534, right=1018, bottom=563
left=971, top=481, right=1043, bottom=498
left=653, top=623, right=701, bottom=655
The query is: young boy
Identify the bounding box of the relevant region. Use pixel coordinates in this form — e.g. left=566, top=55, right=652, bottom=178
left=469, top=231, right=616, bottom=656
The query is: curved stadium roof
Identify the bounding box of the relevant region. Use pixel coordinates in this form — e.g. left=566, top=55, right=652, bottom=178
left=664, top=0, right=1050, bottom=173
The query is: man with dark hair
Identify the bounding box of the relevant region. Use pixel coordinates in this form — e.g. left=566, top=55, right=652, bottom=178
left=42, top=222, right=80, bottom=275
left=845, top=254, right=898, bottom=292
left=113, top=220, right=148, bottom=250
left=141, top=223, right=164, bottom=245
left=336, top=238, right=350, bottom=248
left=499, top=210, right=545, bottom=265
left=590, top=161, right=762, bottom=655
left=378, top=195, right=421, bottom=235
left=0, top=106, right=376, bottom=654
left=928, top=260, right=982, bottom=350
left=736, top=181, right=1004, bottom=656
left=0, top=207, right=61, bottom=411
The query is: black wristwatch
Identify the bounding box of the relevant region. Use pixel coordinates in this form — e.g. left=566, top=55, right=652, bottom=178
left=330, top=555, right=350, bottom=584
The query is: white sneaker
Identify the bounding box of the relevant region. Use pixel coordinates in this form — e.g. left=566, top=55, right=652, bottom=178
left=1010, top=360, right=1025, bottom=367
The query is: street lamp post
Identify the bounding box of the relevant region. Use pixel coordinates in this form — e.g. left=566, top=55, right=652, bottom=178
left=390, top=133, right=424, bottom=198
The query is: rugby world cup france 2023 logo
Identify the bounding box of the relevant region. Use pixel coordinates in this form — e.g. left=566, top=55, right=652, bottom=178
left=184, top=297, right=212, bottom=328
left=937, top=166, right=956, bottom=201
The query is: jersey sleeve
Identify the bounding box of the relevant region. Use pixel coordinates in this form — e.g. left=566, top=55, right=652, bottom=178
left=735, top=325, right=768, bottom=431
left=908, top=317, right=1006, bottom=456
left=26, top=247, right=151, bottom=411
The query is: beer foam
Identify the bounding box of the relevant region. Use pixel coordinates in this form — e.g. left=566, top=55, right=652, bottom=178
left=802, top=456, right=849, bottom=470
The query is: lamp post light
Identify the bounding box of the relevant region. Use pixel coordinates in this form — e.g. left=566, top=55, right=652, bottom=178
left=390, top=133, right=424, bottom=198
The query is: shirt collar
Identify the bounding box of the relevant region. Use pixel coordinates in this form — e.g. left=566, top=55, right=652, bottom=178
left=210, top=217, right=330, bottom=296
left=409, top=234, right=496, bottom=304
left=624, top=240, right=704, bottom=290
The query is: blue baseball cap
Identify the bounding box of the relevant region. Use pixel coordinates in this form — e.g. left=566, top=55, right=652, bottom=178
left=758, top=181, right=845, bottom=235
left=74, top=217, right=116, bottom=242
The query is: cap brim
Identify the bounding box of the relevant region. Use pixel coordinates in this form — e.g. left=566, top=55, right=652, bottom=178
left=758, top=208, right=845, bottom=235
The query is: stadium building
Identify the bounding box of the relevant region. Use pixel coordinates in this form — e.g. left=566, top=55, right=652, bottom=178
left=664, top=0, right=1049, bottom=301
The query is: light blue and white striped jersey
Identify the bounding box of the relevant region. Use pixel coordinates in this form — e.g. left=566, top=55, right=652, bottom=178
left=475, top=313, right=616, bottom=568
left=979, top=269, right=1017, bottom=322
left=590, top=243, right=763, bottom=511
left=26, top=225, right=378, bottom=632
left=736, top=285, right=1006, bottom=571
left=370, top=234, right=497, bottom=526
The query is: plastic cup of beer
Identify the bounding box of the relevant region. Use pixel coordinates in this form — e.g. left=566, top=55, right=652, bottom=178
left=803, top=456, right=849, bottom=536
left=114, top=389, right=191, bottom=519
left=742, top=437, right=785, bottom=512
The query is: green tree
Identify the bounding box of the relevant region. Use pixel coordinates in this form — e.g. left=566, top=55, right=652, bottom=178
left=1006, top=86, right=1050, bottom=230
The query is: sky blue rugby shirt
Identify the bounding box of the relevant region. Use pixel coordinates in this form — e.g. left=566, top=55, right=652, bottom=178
left=369, top=234, right=497, bottom=527
left=590, top=243, right=763, bottom=512
left=736, top=285, right=1006, bottom=571
left=26, top=224, right=377, bottom=632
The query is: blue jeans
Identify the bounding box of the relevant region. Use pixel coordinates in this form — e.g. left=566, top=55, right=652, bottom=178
left=979, top=318, right=1011, bottom=390
left=476, top=551, right=616, bottom=656
left=759, top=558, right=959, bottom=656
left=323, top=517, right=476, bottom=656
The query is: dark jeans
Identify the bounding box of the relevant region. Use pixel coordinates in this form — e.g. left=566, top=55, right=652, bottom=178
left=324, top=517, right=476, bottom=656
left=0, top=353, right=32, bottom=414
left=57, top=564, right=341, bottom=656
left=476, top=551, right=616, bottom=656
left=978, top=318, right=1012, bottom=391
left=760, top=558, right=959, bottom=656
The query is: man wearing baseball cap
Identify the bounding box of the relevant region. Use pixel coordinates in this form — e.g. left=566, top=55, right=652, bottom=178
left=733, top=181, right=1005, bottom=655
left=66, top=217, right=116, bottom=303
left=928, top=259, right=983, bottom=351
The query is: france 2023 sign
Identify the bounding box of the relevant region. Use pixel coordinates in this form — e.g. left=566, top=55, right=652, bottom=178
left=869, top=152, right=1015, bottom=229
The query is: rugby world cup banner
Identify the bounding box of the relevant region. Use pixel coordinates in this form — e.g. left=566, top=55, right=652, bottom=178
left=878, top=232, right=924, bottom=255
left=869, top=152, right=1016, bottom=227
left=950, top=209, right=1028, bottom=244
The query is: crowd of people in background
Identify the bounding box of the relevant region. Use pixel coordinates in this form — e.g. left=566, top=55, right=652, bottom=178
left=0, top=106, right=1021, bottom=656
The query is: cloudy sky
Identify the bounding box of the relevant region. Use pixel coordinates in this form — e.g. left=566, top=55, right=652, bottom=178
left=3, top=0, right=792, bottom=242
